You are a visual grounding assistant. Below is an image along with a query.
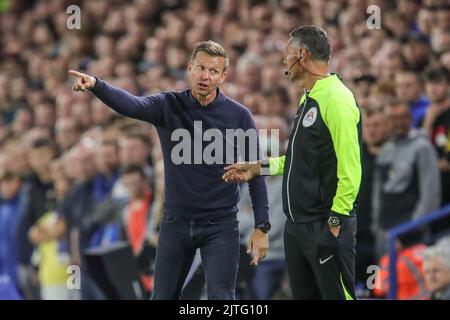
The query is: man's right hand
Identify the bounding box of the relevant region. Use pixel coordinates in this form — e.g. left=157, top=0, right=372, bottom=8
left=222, top=162, right=261, bottom=182
left=68, top=70, right=96, bottom=92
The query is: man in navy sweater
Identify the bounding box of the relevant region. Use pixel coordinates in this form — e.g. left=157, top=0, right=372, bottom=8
left=69, top=41, right=270, bottom=300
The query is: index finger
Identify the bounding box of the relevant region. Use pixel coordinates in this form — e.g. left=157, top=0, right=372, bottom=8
left=250, top=248, right=260, bottom=266
left=68, top=70, right=85, bottom=79
left=224, top=164, right=240, bottom=171
left=222, top=169, right=238, bottom=180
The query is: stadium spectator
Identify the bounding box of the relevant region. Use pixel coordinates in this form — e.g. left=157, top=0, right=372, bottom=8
left=372, top=103, right=441, bottom=258
left=423, top=67, right=450, bottom=205
left=423, top=244, right=450, bottom=300
left=373, top=241, right=429, bottom=300
left=395, top=70, right=430, bottom=128
left=16, top=138, right=57, bottom=300
left=357, top=107, right=389, bottom=289
left=28, top=160, right=71, bottom=300
left=0, top=171, right=23, bottom=293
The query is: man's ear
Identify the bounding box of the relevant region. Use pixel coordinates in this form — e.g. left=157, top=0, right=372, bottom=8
left=219, top=70, right=228, bottom=84
left=187, top=62, right=193, bottom=73
left=299, top=48, right=305, bottom=61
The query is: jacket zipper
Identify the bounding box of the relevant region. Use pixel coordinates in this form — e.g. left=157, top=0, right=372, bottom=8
left=286, top=90, right=308, bottom=222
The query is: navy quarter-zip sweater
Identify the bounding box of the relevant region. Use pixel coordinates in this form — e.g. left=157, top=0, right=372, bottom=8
left=91, top=78, right=269, bottom=226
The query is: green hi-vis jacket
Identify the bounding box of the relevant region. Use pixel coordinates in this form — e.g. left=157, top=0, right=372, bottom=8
left=269, top=74, right=362, bottom=223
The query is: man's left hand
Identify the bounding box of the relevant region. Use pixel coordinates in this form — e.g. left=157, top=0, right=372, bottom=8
left=247, top=229, right=269, bottom=266
left=329, top=225, right=341, bottom=238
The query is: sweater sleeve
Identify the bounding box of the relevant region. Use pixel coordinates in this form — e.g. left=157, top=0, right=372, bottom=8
left=91, top=78, right=166, bottom=127
left=242, top=109, right=270, bottom=227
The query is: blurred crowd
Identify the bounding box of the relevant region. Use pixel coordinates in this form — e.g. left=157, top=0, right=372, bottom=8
left=0, top=0, right=450, bottom=300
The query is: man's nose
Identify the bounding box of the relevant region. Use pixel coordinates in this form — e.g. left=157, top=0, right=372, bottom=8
left=198, top=70, right=207, bottom=80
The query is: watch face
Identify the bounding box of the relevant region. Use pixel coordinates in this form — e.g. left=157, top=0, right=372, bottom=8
left=328, top=216, right=340, bottom=227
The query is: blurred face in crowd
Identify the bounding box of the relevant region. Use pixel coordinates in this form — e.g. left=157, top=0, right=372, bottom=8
left=251, top=4, right=272, bottom=32
left=379, top=53, right=404, bottom=80
left=71, top=102, right=92, bottom=130
left=121, top=137, right=149, bottom=167
left=167, top=46, right=187, bottom=71
left=426, top=79, right=449, bottom=104
left=12, top=108, right=33, bottom=137
left=364, top=110, right=389, bottom=147
left=424, top=256, right=450, bottom=293
left=97, top=142, right=120, bottom=175
left=395, top=72, right=422, bottom=104
left=441, top=51, right=450, bottom=72
left=76, top=146, right=97, bottom=181
left=122, top=171, right=147, bottom=200
left=403, top=40, right=430, bottom=69
left=5, top=146, right=30, bottom=177
left=0, top=174, right=22, bottom=200
left=50, top=161, right=70, bottom=201
left=388, top=104, right=412, bottom=139
left=431, top=30, right=450, bottom=54
left=262, top=66, right=282, bottom=91
left=239, top=62, right=262, bottom=92
left=144, top=38, right=165, bottom=64
left=29, top=145, right=54, bottom=174
left=417, top=8, right=434, bottom=35
left=437, top=9, right=450, bottom=31
left=55, top=118, right=79, bottom=151
left=188, top=51, right=227, bottom=99
left=91, top=99, right=114, bottom=127
left=34, top=103, right=55, bottom=129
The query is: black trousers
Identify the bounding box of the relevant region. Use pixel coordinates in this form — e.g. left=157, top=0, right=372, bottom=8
left=284, top=216, right=357, bottom=300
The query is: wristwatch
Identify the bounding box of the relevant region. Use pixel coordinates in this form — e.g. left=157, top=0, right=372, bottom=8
left=256, top=222, right=271, bottom=233
left=260, top=159, right=270, bottom=176
left=327, top=215, right=341, bottom=227
left=260, top=159, right=270, bottom=168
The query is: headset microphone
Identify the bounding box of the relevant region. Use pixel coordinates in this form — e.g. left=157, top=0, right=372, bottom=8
left=284, top=54, right=303, bottom=76
left=284, top=53, right=329, bottom=78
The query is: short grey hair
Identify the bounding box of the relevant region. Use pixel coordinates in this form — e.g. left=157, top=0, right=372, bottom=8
left=423, top=244, right=450, bottom=269
left=289, top=25, right=331, bottom=63
left=190, top=40, right=229, bottom=71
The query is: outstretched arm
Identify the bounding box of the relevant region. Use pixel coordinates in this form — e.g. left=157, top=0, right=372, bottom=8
left=68, top=70, right=165, bottom=126
left=222, top=156, right=285, bottom=182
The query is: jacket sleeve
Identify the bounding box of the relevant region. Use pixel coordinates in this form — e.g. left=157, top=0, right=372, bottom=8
left=322, top=98, right=362, bottom=216
left=268, top=156, right=285, bottom=176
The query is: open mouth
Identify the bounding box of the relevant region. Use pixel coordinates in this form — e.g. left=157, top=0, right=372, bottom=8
left=198, top=83, right=208, bottom=89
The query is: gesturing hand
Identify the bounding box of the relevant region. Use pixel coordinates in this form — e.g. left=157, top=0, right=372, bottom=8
left=68, top=70, right=96, bottom=92
left=222, top=162, right=261, bottom=183
left=247, top=229, right=269, bottom=266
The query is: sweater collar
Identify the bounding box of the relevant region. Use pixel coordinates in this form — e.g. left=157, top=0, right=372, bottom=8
left=187, top=87, right=224, bottom=108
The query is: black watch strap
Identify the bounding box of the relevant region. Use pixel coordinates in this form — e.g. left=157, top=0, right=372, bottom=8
left=260, top=159, right=270, bottom=176
left=256, top=222, right=271, bottom=233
